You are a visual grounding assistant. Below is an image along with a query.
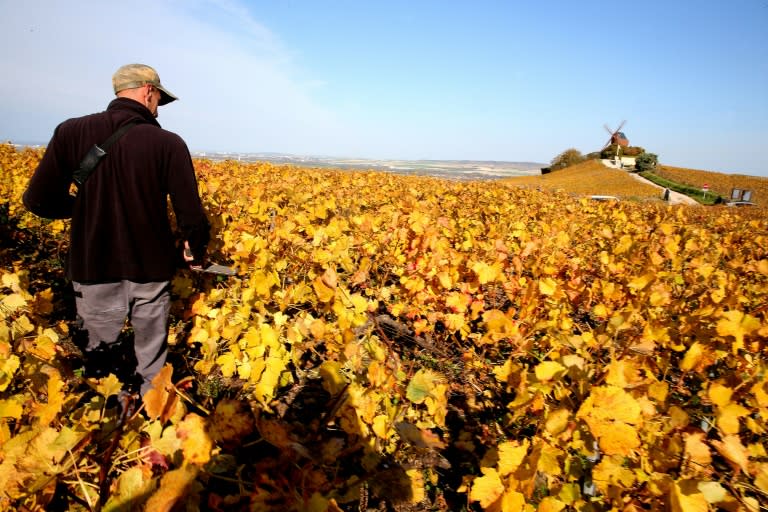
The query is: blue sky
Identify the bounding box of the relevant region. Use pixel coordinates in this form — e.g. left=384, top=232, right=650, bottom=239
left=1, top=0, right=767, bottom=176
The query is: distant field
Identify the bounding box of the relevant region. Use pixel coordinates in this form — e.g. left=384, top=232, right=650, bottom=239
left=504, top=159, right=663, bottom=200
left=654, top=165, right=768, bottom=206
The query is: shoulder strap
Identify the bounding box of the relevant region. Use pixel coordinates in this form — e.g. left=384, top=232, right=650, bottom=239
left=99, top=121, right=139, bottom=152
left=70, top=121, right=140, bottom=191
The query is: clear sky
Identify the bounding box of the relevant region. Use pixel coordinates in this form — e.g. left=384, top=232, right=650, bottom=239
left=1, top=0, right=767, bottom=176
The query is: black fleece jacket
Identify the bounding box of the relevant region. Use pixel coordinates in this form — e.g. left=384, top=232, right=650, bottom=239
left=23, top=98, right=210, bottom=282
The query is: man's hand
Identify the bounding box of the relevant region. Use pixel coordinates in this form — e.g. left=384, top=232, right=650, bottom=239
left=183, top=241, right=202, bottom=271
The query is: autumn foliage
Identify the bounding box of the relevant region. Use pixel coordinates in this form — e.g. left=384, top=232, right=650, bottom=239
left=1, top=143, right=767, bottom=511
left=509, top=159, right=663, bottom=199
left=654, top=165, right=768, bottom=206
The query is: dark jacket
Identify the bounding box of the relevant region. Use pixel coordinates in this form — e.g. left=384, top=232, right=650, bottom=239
left=23, top=98, right=210, bottom=282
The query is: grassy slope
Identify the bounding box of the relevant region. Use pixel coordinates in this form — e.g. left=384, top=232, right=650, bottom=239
left=504, top=160, right=662, bottom=200
left=655, top=164, right=768, bottom=206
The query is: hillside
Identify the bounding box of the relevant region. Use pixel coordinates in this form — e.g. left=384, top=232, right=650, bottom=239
left=654, top=164, right=768, bottom=206
left=504, top=159, right=663, bottom=200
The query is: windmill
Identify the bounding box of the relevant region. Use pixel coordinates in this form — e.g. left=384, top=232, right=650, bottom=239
left=604, top=121, right=629, bottom=148
left=603, top=121, right=629, bottom=162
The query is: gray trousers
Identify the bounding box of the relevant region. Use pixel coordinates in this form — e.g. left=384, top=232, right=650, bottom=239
left=73, top=280, right=171, bottom=396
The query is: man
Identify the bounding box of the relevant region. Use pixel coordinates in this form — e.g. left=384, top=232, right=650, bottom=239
left=23, top=63, right=210, bottom=397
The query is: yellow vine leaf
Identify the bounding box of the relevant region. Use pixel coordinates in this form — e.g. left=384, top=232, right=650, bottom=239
left=102, top=466, right=154, bottom=512
left=648, top=381, right=669, bottom=403
left=577, top=385, right=642, bottom=425
left=34, top=367, right=65, bottom=426
left=32, top=288, right=54, bottom=315
left=0, top=397, right=23, bottom=420
left=711, top=434, right=750, bottom=473
left=0, top=352, right=20, bottom=392
left=544, top=408, right=570, bottom=437
left=500, top=489, right=526, bottom=512
left=395, top=422, right=446, bottom=450
left=716, top=403, right=749, bottom=435
left=680, top=342, right=705, bottom=372
left=538, top=277, right=557, bottom=296
left=716, top=310, right=761, bottom=353
left=497, top=439, right=529, bottom=477
left=255, top=416, right=295, bottom=450
left=144, top=464, right=199, bottom=512
left=534, top=361, right=565, bottom=382
left=406, top=369, right=442, bottom=404
left=537, top=496, right=566, bottom=512
left=372, top=414, right=394, bottom=440
left=493, top=359, right=514, bottom=383
left=577, top=385, right=642, bottom=456
left=537, top=442, right=563, bottom=477
left=557, top=483, right=580, bottom=505
left=319, top=361, right=347, bottom=396
left=406, top=468, right=426, bottom=504
left=177, top=413, right=213, bottom=465
left=591, top=454, right=635, bottom=495
left=313, top=275, right=335, bottom=303
left=752, top=379, right=768, bottom=408
left=144, top=364, right=179, bottom=422
left=708, top=382, right=732, bottom=407
left=472, top=261, right=501, bottom=284
left=216, top=351, right=237, bottom=378
left=11, top=314, right=34, bottom=340
left=670, top=480, right=708, bottom=512
left=470, top=467, right=504, bottom=509
left=755, top=464, right=768, bottom=494
left=1, top=293, right=27, bottom=313
left=627, top=273, right=654, bottom=293
left=592, top=303, right=608, bottom=318
left=0, top=426, right=82, bottom=500
left=613, top=234, right=633, bottom=255
left=683, top=432, right=712, bottom=468
left=605, top=359, right=641, bottom=388
left=252, top=353, right=289, bottom=406
left=481, top=309, right=518, bottom=343
left=209, top=398, right=255, bottom=449
left=93, top=373, right=123, bottom=398
left=697, top=481, right=729, bottom=504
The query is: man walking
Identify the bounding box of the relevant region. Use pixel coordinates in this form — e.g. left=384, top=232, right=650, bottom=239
left=23, top=63, right=210, bottom=397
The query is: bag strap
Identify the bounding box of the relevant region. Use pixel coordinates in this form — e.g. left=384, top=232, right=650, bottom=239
left=99, top=121, right=139, bottom=152
left=70, top=121, right=140, bottom=194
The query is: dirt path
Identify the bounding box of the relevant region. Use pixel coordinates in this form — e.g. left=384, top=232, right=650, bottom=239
left=600, top=159, right=699, bottom=206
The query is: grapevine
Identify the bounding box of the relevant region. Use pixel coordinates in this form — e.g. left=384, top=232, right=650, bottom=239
left=1, top=143, right=767, bottom=511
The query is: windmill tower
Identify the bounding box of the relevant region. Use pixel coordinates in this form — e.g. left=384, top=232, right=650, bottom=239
left=604, top=121, right=629, bottom=147
left=603, top=121, right=629, bottom=162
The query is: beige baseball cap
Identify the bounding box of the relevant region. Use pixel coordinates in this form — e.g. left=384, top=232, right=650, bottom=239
left=112, top=63, right=178, bottom=105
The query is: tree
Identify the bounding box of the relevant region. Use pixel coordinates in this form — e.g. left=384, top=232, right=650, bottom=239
left=550, top=148, right=584, bottom=171
left=635, top=152, right=658, bottom=172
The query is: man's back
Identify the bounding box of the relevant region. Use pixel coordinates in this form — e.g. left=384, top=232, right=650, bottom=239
left=24, top=97, right=209, bottom=282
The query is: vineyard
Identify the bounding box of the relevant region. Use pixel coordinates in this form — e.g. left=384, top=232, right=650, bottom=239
left=653, top=166, right=768, bottom=207
left=1, top=142, right=767, bottom=511
left=505, top=160, right=663, bottom=200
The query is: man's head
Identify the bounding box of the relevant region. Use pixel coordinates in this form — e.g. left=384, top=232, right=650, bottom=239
left=112, top=64, right=178, bottom=117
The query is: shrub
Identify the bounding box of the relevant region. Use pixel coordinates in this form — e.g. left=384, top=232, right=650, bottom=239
left=550, top=148, right=585, bottom=171
left=635, top=152, right=658, bottom=172
left=622, top=146, right=645, bottom=157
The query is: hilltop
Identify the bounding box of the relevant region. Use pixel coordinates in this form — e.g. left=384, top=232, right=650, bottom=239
left=505, top=159, right=767, bottom=206
left=503, top=160, right=662, bottom=200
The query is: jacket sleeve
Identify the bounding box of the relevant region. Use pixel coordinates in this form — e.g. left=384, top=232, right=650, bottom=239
left=22, top=127, right=75, bottom=219
left=167, top=137, right=210, bottom=263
